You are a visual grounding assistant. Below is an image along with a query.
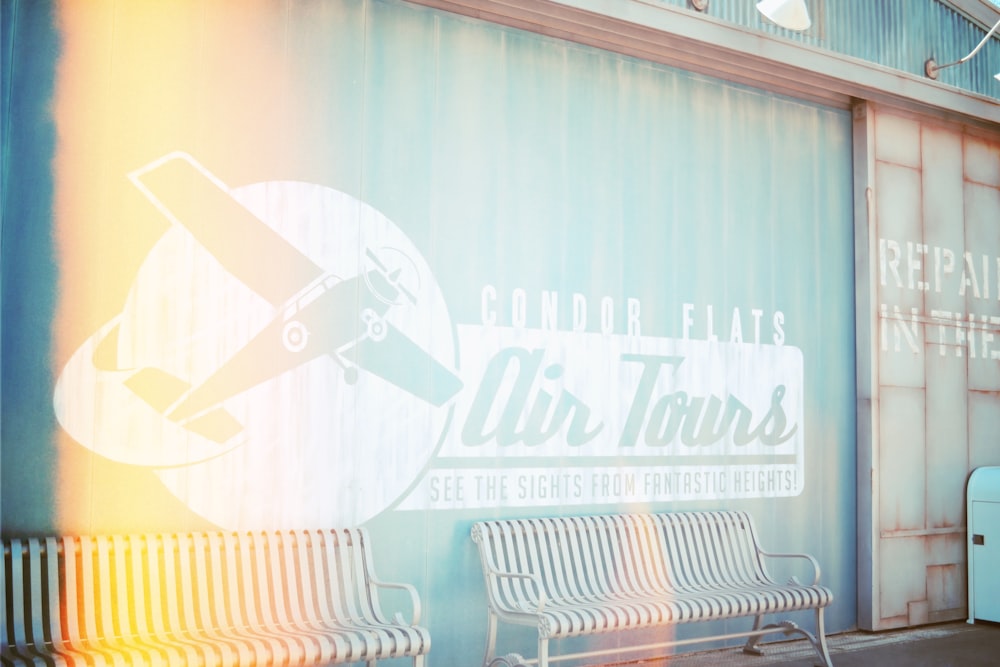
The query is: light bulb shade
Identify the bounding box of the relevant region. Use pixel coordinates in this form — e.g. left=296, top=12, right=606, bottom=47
left=756, top=0, right=811, bottom=31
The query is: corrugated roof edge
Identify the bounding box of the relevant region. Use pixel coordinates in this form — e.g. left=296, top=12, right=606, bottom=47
left=408, top=0, right=1000, bottom=128
left=945, top=0, right=1000, bottom=29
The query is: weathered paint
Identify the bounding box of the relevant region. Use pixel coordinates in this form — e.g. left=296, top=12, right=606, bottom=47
left=855, top=101, right=1000, bottom=630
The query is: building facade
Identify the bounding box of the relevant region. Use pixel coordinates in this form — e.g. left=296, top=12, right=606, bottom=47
left=2, top=0, right=998, bottom=663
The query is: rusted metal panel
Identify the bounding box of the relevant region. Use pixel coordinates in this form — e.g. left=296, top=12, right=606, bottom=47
left=861, top=103, right=1000, bottom=631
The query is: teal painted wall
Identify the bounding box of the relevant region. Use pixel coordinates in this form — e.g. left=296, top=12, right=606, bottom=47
left=1, top=0, right=855, bottom=663
left=1, top=0, right=60, bottom=533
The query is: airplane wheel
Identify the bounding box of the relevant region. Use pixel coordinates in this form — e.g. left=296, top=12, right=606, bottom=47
left=282, top=320, right=309, bottom=352
left=361, top=308, right=388, bottom=342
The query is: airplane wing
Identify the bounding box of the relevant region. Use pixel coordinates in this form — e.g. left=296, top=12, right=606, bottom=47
left=351, top=323, right=463, bottom=407
left=130, top=152, right=324, bottom=307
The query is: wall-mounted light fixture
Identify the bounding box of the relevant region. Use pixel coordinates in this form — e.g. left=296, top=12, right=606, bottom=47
left=756, top=0, right=811, bottom=32
left=924, top=18, right=1000, bottom=83
left=691, top=1, right=812, bottom=31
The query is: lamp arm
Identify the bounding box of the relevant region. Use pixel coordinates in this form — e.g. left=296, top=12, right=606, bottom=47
left=931, top=17, right=1000, bottom=73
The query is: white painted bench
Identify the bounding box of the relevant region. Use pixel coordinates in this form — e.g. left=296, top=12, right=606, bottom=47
left=1, top=528, right=430, bottom=666
left=471, top=511, right=834, bottom=667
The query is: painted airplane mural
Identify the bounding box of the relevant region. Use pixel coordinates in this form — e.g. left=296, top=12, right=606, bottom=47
left=124, top=153, right=463, bottom=444
left=55, top=150, right=462, bottom=529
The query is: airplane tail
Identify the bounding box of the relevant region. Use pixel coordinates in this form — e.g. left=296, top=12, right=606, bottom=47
left=126, top=367, right=190, bottom=412
left=125, top=368, right=244, bottom=444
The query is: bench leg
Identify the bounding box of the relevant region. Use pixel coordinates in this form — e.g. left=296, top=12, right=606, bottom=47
left=537, top=636, right=549, bottom=667
left=741, top=609, right=832, bottom=667
left=742, top=614, right=766, bottom=655
left=813, top=607, right=833, bottom=667
left=481, top=612, right=499, bottom=667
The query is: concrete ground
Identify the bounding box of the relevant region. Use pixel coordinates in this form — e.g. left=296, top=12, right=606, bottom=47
left=607, top=621, right=1000, bottom=667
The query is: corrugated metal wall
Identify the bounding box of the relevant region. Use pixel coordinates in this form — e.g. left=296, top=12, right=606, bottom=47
left=2, top=0, right=859, bottom=663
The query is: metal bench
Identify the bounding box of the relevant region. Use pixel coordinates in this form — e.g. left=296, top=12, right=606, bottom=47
left=2, top=528, right=430, bottom=666
left=471, top=511, right=834, bottom=667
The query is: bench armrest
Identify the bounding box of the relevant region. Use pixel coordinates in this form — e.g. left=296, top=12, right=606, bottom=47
left=369, top=577, right=423, bottom=625
left=485, top=567, right=548, bottom=613
left=757, top=550, right=823, bottom=586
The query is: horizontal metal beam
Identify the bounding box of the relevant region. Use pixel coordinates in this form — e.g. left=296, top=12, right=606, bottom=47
left=407, top=0, right=1000, bottom=127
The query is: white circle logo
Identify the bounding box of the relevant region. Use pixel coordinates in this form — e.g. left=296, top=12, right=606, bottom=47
left=54, top=153, right=461, bottom=529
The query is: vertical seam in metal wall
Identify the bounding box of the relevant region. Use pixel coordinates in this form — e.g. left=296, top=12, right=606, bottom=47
left=0, top=0, right=16, bottom=231
left=852, top=100, right=878, bottom=631
left=356, top=0, right=371, bottom=461
left=918, top=123, right=930, bottom=559
left=0, top=0, right=15, bottom=531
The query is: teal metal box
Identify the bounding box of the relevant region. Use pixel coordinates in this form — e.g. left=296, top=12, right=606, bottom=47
left=968, top=466, right=1000, bottom=624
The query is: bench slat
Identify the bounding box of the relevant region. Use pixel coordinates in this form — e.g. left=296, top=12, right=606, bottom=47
left=139, top=534, right=208, bottom=665
left=226, top=532, right=294, bottom=664
left=320, top=531, right=374, bottom=656
left=9, top=540, right=27, bottom=647
left=0, top=539, right=6, bottom=651
left=167, top=533, right=236, bottom=666
left=244, top=532, right=325, bottom=662
left=298, top=531, right=359, bottom=661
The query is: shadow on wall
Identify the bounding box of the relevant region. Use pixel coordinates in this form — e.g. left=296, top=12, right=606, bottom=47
left=1, top=1, right=59, bottom=536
